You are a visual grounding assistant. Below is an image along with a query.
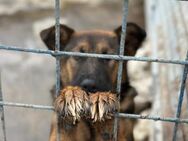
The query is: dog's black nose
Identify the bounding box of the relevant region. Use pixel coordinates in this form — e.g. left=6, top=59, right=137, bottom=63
left=80, top=79, right=97, bottom=92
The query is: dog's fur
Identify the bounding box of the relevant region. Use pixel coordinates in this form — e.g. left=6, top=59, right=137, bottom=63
left=40, top=23, right=148, bottom=141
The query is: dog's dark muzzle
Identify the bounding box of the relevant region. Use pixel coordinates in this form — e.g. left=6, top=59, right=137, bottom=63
left=80, top=79, right=97, bottom=92
left=71, top=59, right=112, bottom=93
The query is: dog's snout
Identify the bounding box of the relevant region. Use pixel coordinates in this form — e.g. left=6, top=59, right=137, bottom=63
left=80, top=79, right=97, bottom=92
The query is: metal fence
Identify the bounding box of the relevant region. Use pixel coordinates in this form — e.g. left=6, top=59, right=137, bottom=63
left=0, top=0, right=188, bottom=141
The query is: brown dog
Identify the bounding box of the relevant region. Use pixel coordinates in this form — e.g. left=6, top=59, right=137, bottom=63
left=40, top=23, right=147, bottom=141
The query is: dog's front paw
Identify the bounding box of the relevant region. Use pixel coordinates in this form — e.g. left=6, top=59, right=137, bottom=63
left=54, top=86, right=89, bottom=124
left=89, top=92, right=119, bottom=122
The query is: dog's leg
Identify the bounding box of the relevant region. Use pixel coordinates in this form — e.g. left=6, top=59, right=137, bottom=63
left=90, top=118, right=134, bottom=141
left=88, top=92, right=134, bottom=141
left=49, top=113, right=91, bottom=141
left=88, top=86, right=136, bottom=141
left=54, top=86, right=89, bottom=124
left=51, top=86, right=91, bottom=141
left=89, top=92, right=119, bottom=122
left=49, top=114, right=74, bottom=141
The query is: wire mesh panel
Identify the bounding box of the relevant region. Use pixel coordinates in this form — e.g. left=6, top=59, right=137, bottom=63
left=0, top=0, right=188, bottom=141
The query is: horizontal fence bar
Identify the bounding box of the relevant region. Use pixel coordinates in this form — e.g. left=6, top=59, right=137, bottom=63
left=0, top=45, right=188, bottom=65
left=1, top=101, right=188, bottom=124
left=0, top=101, right=54, bottom=110
left=118, top=113, right=188, bottom=124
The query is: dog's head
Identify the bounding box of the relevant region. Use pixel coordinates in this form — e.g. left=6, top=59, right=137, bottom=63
left=40, top=23, right=146, bottom=93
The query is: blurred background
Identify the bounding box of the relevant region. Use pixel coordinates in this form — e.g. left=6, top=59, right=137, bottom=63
left=0, top=0, right=188, bottom=141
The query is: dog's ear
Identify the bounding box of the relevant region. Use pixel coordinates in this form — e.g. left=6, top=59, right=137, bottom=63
left=40, top=24, right=74, bottom=50
left=114, top=22, right=146, bottom=56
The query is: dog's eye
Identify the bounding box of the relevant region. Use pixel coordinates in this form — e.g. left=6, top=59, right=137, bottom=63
left=80, top=48, right=85, bottom=53
left=74, top=56, right=84, bottom=61
left=102, top=51, right=107, bottom=54
left=74, top=49, right=85, bottom=61
left=125, top=40, right=131, bottom=46
left=101, top=49, right=108, bottom=55
left=100, top=50, right=111, bottom=63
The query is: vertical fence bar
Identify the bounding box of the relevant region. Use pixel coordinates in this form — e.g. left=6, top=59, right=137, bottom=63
left=172, top=56, right=188, bottom=141
left=55, top=0, right=61, bottom=141
left=172, top=2, right=188, bottom=141
left=55, top=0, right=61, bottom=97
left=113, top=0, right=129, bottom=140
left=0, top=73, right=7, bottom=141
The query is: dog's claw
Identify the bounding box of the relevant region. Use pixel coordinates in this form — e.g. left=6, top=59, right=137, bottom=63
left=54, top=86, right=89, bottom=124
left=89, top=92, right=119, bottom=122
